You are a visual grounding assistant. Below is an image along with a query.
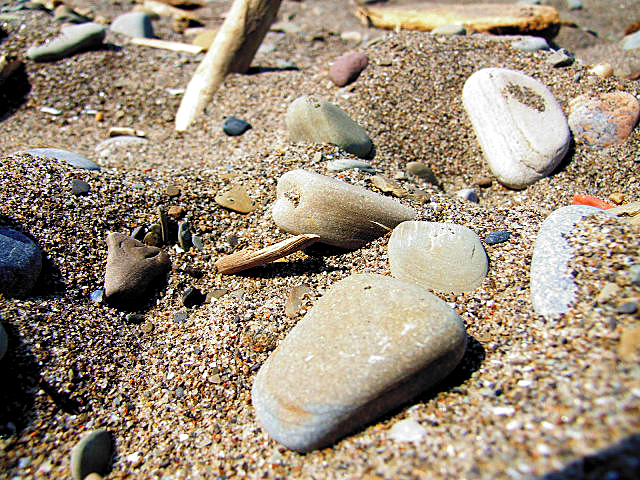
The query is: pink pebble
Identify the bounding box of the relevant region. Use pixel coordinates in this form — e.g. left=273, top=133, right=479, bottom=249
left=328, top=51, right=369, bottom=87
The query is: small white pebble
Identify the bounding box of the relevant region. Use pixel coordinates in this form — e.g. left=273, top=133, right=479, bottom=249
left=541, top=421, right=555, bottom=430
left=388, top=418, right=426, bottom=442
left=179, top=433, right=189, bottom=442
left=506, top=420, right=520, bottom=430
left=492, top=406, right=515, bottom=416
left=40, top=106, right=62, bottom=116
left=517, top=379, right=533, bottom=387
left=537, top=443, right=551, bottom=455
left=126, top=452, right=141, bottom=463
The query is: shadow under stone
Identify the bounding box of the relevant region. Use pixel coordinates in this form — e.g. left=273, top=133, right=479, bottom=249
left=0, top=62, right=31, bottom=123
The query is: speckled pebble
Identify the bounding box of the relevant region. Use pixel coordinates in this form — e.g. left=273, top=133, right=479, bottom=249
left=485, top=230, right=511, bottom=245
left=215, top=185, right=258, bottom=213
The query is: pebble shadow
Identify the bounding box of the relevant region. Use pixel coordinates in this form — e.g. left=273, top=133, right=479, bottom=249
left=549, top=137, right=577, bottom=178
left=0, top=63, right=31, bottom=123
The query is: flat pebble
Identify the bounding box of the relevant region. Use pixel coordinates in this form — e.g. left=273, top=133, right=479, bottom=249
left=389, top=221, right=488, bottom=293
left=27, top=22, right=106, bottom=62
left=629, top=264, right=640, bottom=286
left=618, top=326, right=640, bottom=360
left=326, top=159, right=376, bottom=173
left=547, top=48, right=575, bottom=67
left=284, top=284, right=314, bottom=318
left=22, top=148, right=100, bottom=170
left=568, top=92, right=640, bottom=148
left=95, top=136, right=149, bottom=155
left=223, top=116, right=252, bottom=136
left=0, top=226, right=42, bottom=298
left=616, top=302, right=638, bottom=314
left=456, top=188, right=478, bottom=203
left=370, top=175, right=408, bottom=198
left=286, top=96, right=374, bottom=159
left=272, top=169, right=416, bottom=249
left=485, top=230, right=511, bottom=245
left=530, top=206, right=613, bottom=316
left=328, top=50, right=369, bottom=87
left=596, top=282, right=621, bottom=304
left=215, top=185, right=257, bottom=213
left=511, top=36, right=549, bottom=51
left=405, top=161, right=439, bottom=185
left=252, top=273, right=467, bottom=452
left=70, top=429, right=114, bottom=480
left=431, top=25, right=466, bottom=35
left=71, top=179, right=90, bottom=196
left=104, top=232, right=172, bottom=310
left=388, top=418, right=427, bottom=442
left=462, top=67, right=570, bottom=189
left=110, top=12, right=154, bottom=38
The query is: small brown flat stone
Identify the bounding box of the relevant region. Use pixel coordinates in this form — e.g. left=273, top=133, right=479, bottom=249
left=167, top=205, right=185, bottom=219
left=215, top=185, right=258, bottom=213
left=618, top=326, right=640, bottom=361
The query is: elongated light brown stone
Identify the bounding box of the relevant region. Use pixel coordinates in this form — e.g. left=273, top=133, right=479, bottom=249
left=215, top=234, right=320, bottom=274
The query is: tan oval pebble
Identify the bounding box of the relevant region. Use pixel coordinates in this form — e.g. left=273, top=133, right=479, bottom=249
left=618, top=326, right=640, bottom=361
left=609, top=192, right=625, bottom=205
left=588, top=63, right=614, bottom=78
left=215, top=185, right=258, bottom=213
left=389, top=221, right=488, bottom=293
left=252, top=273, right=467, bottom=452
left=272, top=169, right=416, bottom=249
left=192, top=28, right=218, bottom=50
left=284, top=284, right=314, bottom=318
left=370, top=175, right=408, bottom=198
left=568, top=92, right=640, bottom=148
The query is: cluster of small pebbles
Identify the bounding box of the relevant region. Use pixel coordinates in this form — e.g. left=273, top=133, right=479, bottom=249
left=1, top=0, right=639, bottom=479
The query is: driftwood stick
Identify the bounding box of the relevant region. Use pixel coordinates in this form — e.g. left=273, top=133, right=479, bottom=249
left=215, top=234, right=320, bottom=275
left=175, top=0, right=282, bottom=131
left=130, top=37, right=204, bottom=54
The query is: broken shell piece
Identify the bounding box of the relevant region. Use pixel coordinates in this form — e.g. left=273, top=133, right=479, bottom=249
left=388, top=221, right=488, bottom=293
left=272, top=170, right=416, bottom=249
left=215, top=234, right=320, bottom=274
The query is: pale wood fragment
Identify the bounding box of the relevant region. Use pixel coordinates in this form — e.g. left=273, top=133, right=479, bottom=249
left=175, top=0, right=282, bottom=131
left=215, top=234, right=319, bottom=275
left=136, top=0, right=201, bottom=22
left=130, top=37, right=204, bottom=54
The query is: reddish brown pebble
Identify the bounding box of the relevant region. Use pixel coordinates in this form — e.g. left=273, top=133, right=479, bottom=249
left=625, top=70, right=640, bottom=81
left=328, top=51, right=369, bottom=87
left=568, top=92, right=640, bottom=148
left=167, top=205, right=185, bottom=219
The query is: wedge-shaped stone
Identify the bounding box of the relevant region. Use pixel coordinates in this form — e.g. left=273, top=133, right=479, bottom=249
left=27, top=22, right=107, bottom=62
left=463, top=68, right=570, bottom=189
left=252, top=273, right=467, bottom=452
left=355, top=3, right=560, bottom=36
left=389, top=221, right=488, bottom=293
left=272, top=170, right=416, bottom=249
left=104, top=232, right=171, bottom=310
left=286, top=96, right=374, bottom=159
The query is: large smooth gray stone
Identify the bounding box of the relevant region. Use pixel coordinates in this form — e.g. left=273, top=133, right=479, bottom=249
left=272, top=169, right=416, bottom=249
left=110, top=12, right=154, bottom=38
left=70, top=429, right=114, bottom=480
left=389, top=221, right=488, bottom=293
left=26, top=22, right=107, bottom=62
left=104, top=233, right=171, bottom=310
left=21, top=148, right=100, bottom=170
left=0, top=226, right=42, bottom=298
left=463, top=68, right=570, bottom=189
left=530, top=205, right=613, bottom=316
left=252, top=273, right=467, bottom=452
left=286, top=96, right=374, bottom=159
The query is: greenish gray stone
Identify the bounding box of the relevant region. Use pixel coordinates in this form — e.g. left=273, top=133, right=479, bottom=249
left=70, top=429, right=114, bottom=480
left=27, top=22, right=106, bottom=62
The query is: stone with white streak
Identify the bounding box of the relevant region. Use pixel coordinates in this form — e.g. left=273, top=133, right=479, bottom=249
left=463, top=67, right=570, bottom=189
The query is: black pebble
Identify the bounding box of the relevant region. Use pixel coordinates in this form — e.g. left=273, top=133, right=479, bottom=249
left=485, top=230, right=511, bottom=245
left=223, top=116, right=252, bottom=136
left=182, top=287, right=206, bottom=308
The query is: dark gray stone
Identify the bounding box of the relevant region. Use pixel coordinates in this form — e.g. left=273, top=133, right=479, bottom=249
left=71, top=179, right=90, bottom=195
left=0, top=226, right=42, bottom=298
left=485, top=230, right=511, bottom=245
left=223, top=116, right=252, bottom=136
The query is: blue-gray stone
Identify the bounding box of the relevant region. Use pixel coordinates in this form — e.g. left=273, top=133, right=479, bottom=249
left=110, top=12, right=154, bottom=38
left=192, top=234, right=204, bottom=251
left=178, top=221, right=192, bottom=251
left=0, top=227, right=42, bottom=298
left=71, top=179, right=90, bottom=196
left=26, top=22, right=106, bottom=62
left=90, top=288, right=105, bottom=303
left=485, top=230, right=511, bottom=245
left=326, top=159, right=376, bottom=173
left=629, top=264, right=640, bottom=286
left=21, top=148, right=100, bottom=170
left=547, top=48, right=575, bottom=67
left=223, top=116, right=252, bottom=136
left=70, top=429, right=114, bottom=480
left=567, top=0, right=583, bottom=10
left=511, top=36, right=550, bottom=52
left=616, top=302, right=638, bottom=314
left=622, top=31, right=640, bottom=51
left=530, top=206, right=613, bottom=316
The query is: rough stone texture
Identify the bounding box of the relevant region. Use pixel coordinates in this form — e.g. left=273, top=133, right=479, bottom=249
left=272, top=169, right=416, bottom=249
left=328, top=51, right=369, bottom=87
left=286, top=96, right=374, bottom=159
left=215, top=185, right=257, bottom=213
left=104, top=232, right=171, bottom=310
left=462, top=67, right=570, bottom=189
left=530, top=205, right=613, bottom=316
left=110, top=12, right=155, bottom=38
left=252, top=273, right=467, bottom=452
left=0, top=226, right=42, bottom=298
left=26, top=22, right=107, bottom=62
left=568, top=92, right=640, bottom=148
left=389, top=221, right=488, bottom=293
left=21, top=148, right=100, bottom=170
left=70, top=429, right=114, bottom=480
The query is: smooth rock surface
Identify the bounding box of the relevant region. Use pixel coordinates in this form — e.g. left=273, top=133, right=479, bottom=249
left=389, top=221, right=488, bottom=293
left=21, top=148, right=100, bottom=170
left=530, top=205, right=613, bottom=316
left=286, top=96, right=374, bottom=159
left=272, top=170, right=416, bottom=249
left=70, top=429, right=114, bottom=480
left=0, top=226, right=42, bottom=298
left=388, top=418, right=427, bottom=442
left=547, top=48, right=575, bottom=67
left=568, top=92, right=640, bottom=148
left=326, top=159, right=376, bottom=173
left=456, top=188, right=479, bottom=203
left=431, top=24, right=466, bottom=35
left=110, top=12, right=154, bottom=38
left=223, top=116, right=252, bottom=136
left=104, top=232, right=171, bottom=310
left=511, top=36, right=549, bottom=51
left=622, top=31, right=640, bottom=50
left=463, top=67, right=570, bottom=189
left=328, top=51, right=369, bottom=87
left=27, top=22, right=106, bottom=62
left=252, top=273, right=467, bottom=452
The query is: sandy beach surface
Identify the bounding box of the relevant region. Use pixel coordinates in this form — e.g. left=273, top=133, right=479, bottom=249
left=1, top=0, right=639, bottom=478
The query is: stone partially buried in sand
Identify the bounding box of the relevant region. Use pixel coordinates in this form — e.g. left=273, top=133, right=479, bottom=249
left=104, top=232, right=171, bottom=310
left=272, top=169, right=416, bottom=249
left=110, top=12, right=155, bottom=38
left=286, top=96, right=374, bottom=159
left=252, top=273, right=467, bottom=452
left=568, top=92, right=640, bottom=148
left=328, top=51, right=369, bottom=87
left=70, top=429, right=114, bottom=480
left=27, top=22, right=107, bottom=62
left=21, top=148, right=100, bottom=170
left=463, top=68, right=570, bottom=189
left=0, top=226, right=42, bottom=298
left=389, top=221, right=488, bottom=293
